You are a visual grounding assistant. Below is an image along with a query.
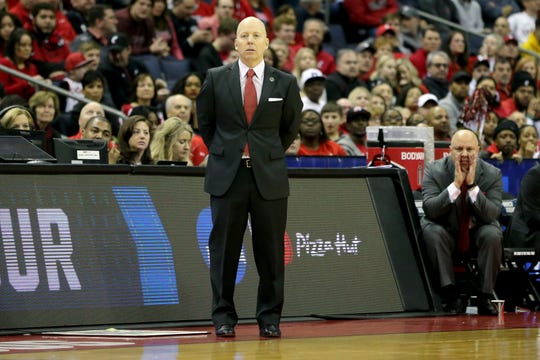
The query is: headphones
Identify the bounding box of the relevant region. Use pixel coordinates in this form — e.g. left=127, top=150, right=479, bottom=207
left=0, top=105, right=32, bottom=119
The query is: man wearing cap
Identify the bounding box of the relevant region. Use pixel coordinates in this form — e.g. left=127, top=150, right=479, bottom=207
left=356, top=42, right=376, bottom=82
left=98, top=32, right=149, bottom=108
left=422, top=128, right=503, bottom=316
left=439, top=71, right=472, bottom=133
left=300, top=68, right=326, bottom=113
left=498, top=35, right=521, bottom=67
left=496, top=70, right=537, bottom=119
left=480, top=119, right=521, bottom=162
left=420, top=51, right=450, bottom=99
left=336, top=107, right=370, bottom=156
left=325, top=49, right=363, bottom=102
left=417, top=93, right=439, bottom=117
left=468, top=57, right=490, bottom=97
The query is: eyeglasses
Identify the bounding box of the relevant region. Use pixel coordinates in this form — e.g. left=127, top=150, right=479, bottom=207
left=431, top=63, right=449, bottom=68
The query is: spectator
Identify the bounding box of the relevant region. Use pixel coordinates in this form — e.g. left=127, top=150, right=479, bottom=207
left=11, top=0, right=76, bottom=44
left=300, top=68, right=326, bottom=112
left=0, top=11, right=22, bottom=57
left=417, top=0, right=460, bottom=40
left=481, top=111, right=499, bottom=149
left=170, top=0, right=213, bottom=59
left=29, top=2, right=71, bottom=79
left=233, top=0, right=274, bottom=32
left=522, top=18, right=540, bottom=55
left=439, top=71, right=472, bottom=133
left=290, top=18, right=335, bottom=75
left=348, top=86, right=371, bottom=108
left=59, top=52, right=94, bottom=113
left=468, top=57, right=490, bottom=97
left=269, top=38, right=290, bottom=71
left=325, top=49, right=362, bottom=102
left=164, top=93, right=208, bottom=166
left=371, top=82, right=394, bottom=108
left=294, top=0, right=324, bottom=35
left=518, top=124, right=540, bottom=159
left=171, top=72, right=203, bottom=132
left=426, top=106, right=451, bottom=140
left=498, top=35, right=521, bottom=68
left=476, top=0, right=519, bottom=29
left=396, top=85, right=423, bottom=115
left=117, top=115, right=153, bottom=164
left=121, top=73, right=157, bottom=115
left=409, top=27, right=442, bottom=79
left=398, top=6, right=422, bottom=54
left=507, top=111, right=528, bottom=128
left=508, top=0, right=540, bottom=45
left=497, top=70, right=536, bottom=118
left=0, top=28, right=44, bottom=99
left=396, top=57, right=422, bottom=91
left=417, top=93, right=439, bottom=117
left=420, top=51, right=450, bottom=99
left=198, top=0, right=235, bottom=40
left=66, top=0, right=96, bottom=35
left=320, top=102, right=343, bottom=142
left=336, top=106, right=371, bottom=156
left=369, top=54, right=398, bottom=91
left=341, top=0, right=398, bottom=44
left=116, top=0, right=169, bottom=57
left=195, top=17, right=238, bottom=75
left=150, top=116, right=194, bottom=165
left=442, top=30, right=471, bottom=80
left=421, top=128, right=502, bottom=315
left=99, top=32, right=149, bottom=108
left=298, top=109, right=346, bottom=156
left=356, top=42, right=376, bottom=83
left=80, top=115, right=121, bottom=164
left=368, top=93, right=386, bottom=126
left=68, top=101, right=106, bottom=139
left=477, top=34, right=502, bottom=72
left=492, top=16, right=511, bottom=39
left=509, top=163, right=540, bottom=254
left=69, top=5, right=118, bottom=51
left=380, top=107, right=403, bottom=126
left=152, top=0, right=184, bottom=59
left=480, top=119, right=521, bottom=162
left=292, top=46, right=317, bottom=88
left=450, top=0, right=484, bottom=42
left=0, top=106, right=33, bottom=130
left=28, top=90, right=61, bottom=155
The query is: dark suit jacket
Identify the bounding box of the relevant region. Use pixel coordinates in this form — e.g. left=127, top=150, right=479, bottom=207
left=509, top=164, right=540, bottom=246
left=421, top=156, right=503, bottom=233
left=198, top=61, right=302, bottom=200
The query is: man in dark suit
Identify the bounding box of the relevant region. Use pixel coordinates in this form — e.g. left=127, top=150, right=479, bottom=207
left=421, top=129, right=503, bottom=316
left=197, top=16, right=302, bottom=338
left=509, top=164, right=540, bottom=254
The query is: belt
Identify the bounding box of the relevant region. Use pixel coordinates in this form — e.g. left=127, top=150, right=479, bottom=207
left=240, top=158, right=252, bottom=168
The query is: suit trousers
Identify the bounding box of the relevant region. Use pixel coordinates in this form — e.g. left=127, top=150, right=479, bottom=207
left=423, top=222, right=502, bottom=294
left=209, top=165, right=287, bottom=327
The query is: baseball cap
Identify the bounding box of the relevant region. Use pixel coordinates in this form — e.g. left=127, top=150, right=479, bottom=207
left=346, top=106, right=371, bottom=122
left=451, top=71, right=472, bottom=83
left=511, top=70, right=536, bottom=93
left=376, top=24, right=396, bottom=37
left=503, top=35, right=518, bottom=45
left=108, top=32, right=129, bottom=52
left=399, top=7, right=416, bottom=19
left=356, top=41, right=376, bottom=54
left=300, top=68, right=325, bottom=89
left=472, top=56, right=490, bottom=70
left=65, top=52, right=93, bottom=72
left=417, top=93, right=438, bottom=108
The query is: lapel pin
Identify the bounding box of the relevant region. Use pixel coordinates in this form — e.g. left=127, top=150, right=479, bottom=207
left=269, top=77, right=275, bottom=82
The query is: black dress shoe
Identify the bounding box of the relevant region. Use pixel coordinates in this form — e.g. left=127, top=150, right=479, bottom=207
left=259, top=324, right=281, bottom=338
left=477, top=294, right=498, bottom=316
left=215, top=324, right=235, bottom=337
left=442, top=296, right=466, bottom=314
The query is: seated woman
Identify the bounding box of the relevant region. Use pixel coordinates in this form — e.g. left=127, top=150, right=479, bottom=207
left=518, top=125, right=539, bottom=159
left=150, top=117, right=193, bottom=166
left=298, top=109, right=346, bottom=156
left=0, top=106, right=33, bottom=130
left=172, top=72, right=203, bottom=132
left=28, top=90, right=61, bottom=155
left=121, top=73, right=158, bottom=117
left=117, top=115, right=153, bottom=165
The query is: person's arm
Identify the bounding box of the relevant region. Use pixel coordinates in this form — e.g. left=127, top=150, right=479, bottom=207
left=279, top=75, right=302, bottom=150
left=469, top=164, right=502, bottom=224
left=421, top=161, right=454, bottom=220
left=198, top=69, right=217, bottom=148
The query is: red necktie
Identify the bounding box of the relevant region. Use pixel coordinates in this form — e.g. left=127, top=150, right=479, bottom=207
left=243, top=69, right=257, bottom=156
left=458, top=183, right=470, bottom=253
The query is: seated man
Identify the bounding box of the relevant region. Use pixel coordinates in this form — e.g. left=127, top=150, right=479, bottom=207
left=509, top=164, right=540, bottom=254
left=421, top=129, right=503, bottom=315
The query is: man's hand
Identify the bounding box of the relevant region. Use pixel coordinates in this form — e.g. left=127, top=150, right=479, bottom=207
left=465, top=152, right=477, bottom=186
left=453, top=158, right=466, bottom=188
left=490, top=152, right=504, bottom=163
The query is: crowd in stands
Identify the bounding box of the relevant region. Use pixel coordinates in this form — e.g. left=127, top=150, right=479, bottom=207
left=0, top=0, right=538, bottom=166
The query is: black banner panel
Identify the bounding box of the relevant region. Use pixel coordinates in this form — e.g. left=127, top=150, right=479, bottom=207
left=0, top=166, right=431, bottom=332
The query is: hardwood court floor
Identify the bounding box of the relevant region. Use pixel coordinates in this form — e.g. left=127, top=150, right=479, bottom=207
left=0, top=313, right=539, bottom=359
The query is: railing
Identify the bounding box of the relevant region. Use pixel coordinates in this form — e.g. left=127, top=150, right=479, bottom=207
left=0, top=63, right=126, bottom=120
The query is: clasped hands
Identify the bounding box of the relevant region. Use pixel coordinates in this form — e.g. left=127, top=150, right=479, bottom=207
left=453, top=153, right=477, bottom=189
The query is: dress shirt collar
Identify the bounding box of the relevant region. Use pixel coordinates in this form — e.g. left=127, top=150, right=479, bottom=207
left=238, top=59, right=265, bottom=80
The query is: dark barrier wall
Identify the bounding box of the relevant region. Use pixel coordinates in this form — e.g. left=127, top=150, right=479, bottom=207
left=0, top=165, right=431, bottom=332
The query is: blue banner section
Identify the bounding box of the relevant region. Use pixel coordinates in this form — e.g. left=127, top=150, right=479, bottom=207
left=112, top=187, right=179, bottom=305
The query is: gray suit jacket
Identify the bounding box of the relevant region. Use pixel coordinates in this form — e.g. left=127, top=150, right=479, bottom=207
left=197, top=61, right=302, bottom=200
left=421, top=156, right=503, bottom=234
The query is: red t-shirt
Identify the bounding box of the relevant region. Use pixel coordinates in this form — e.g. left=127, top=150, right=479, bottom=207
left=0, top=57, right=38, bottom=99
left=298, top=140, right=347, bottom=156
left=190, top=134, right=209, bottom=166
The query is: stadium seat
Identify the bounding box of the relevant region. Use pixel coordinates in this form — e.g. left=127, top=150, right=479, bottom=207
left=132, top=54, right=163, bottom=80
left=160, top=59, right=191, bottom=90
